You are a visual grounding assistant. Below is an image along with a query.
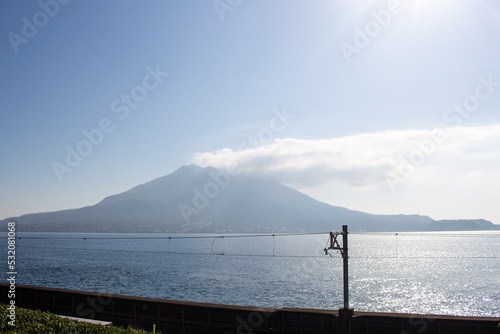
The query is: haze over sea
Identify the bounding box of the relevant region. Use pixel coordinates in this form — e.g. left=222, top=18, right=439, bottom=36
left=6, top=230, right=499, bottom=317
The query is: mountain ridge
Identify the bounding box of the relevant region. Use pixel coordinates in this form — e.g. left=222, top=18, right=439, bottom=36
left=2, top=165, right=497, bottom=232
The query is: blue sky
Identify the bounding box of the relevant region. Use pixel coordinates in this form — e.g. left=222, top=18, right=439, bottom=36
left=1, top=0, right=500, bottom=224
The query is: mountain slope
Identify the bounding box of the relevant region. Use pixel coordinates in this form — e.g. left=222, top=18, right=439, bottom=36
left=427, top=219, right=500, bottom=231
left=0, top=165, right=463, bottom=232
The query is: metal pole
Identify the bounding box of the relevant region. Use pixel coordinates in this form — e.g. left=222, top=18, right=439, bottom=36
left=342, top=225, right=349, bottom=309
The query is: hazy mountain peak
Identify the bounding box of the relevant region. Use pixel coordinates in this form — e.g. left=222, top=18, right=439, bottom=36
left=3, top=165, right=497, bottom=233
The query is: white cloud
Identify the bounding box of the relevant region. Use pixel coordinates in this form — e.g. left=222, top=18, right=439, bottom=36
left=193, top=125, right=500, bottom=189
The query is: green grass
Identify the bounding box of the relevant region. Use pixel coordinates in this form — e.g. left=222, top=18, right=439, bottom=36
left=0, top=303, right=161, bottom=334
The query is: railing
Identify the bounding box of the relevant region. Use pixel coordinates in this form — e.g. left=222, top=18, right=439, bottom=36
left=1, top=284, right=499, bottom=334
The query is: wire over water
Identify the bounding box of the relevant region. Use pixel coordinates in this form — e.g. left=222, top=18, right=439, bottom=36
left=6, top=231, right=500, bottom=259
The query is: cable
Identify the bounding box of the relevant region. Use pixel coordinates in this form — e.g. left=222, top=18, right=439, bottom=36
left=350, top=232, right=500, bottom=238
left=14, top=243, right=329, bottom=258
left=15, top=231, right=330, bottom=240
left=350, top=256, right=500, bottom=259
left=211, top=236, right=224, bottom=255
left=9, top=232, right=500, bottom=259
left=12, top=244, right=500, bottom=259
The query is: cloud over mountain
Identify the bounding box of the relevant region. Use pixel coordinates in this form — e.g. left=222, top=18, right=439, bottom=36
left=193, top=125, right=500, bottom=190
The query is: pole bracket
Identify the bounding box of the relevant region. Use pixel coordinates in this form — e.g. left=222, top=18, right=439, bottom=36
left=324, top=231, right=345, bottom=257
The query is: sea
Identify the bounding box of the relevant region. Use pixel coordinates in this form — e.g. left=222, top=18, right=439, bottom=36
left=3, top=230, right=499, bottom=317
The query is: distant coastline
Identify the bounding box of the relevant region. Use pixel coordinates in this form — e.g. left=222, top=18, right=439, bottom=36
left=2, top=218, right=499, bottom=233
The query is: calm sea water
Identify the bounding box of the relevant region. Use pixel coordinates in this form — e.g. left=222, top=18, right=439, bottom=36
left=4, top=231, right=499, bottom=317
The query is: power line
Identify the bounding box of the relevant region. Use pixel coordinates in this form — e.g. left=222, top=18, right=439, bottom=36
left=11, top=243, right=330, bottom=258
left=5, top=230, right=499, bottom=259
left=350, top=232, right=500, bottom=238
left=8, top=245, right=499, bottom=260
left=14, top=231, right=331, bottom=240
left=350, top=256, right=500, bottom=259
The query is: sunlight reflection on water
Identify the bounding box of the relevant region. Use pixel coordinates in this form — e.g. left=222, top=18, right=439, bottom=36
left=6, top=231, right=500, bottom=316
